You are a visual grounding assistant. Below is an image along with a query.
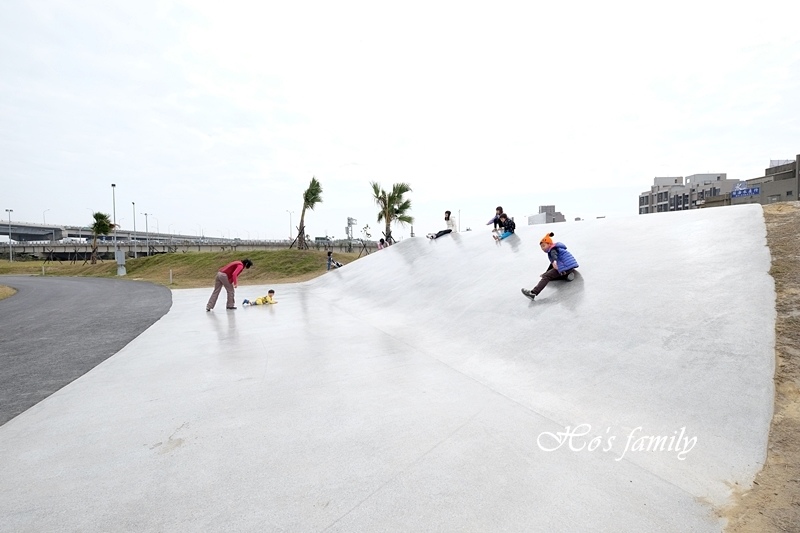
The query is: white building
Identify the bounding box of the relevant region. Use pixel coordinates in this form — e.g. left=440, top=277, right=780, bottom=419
left=639, top=174, right=738, bottom=214
left=528, top=205, right=566, bottom=225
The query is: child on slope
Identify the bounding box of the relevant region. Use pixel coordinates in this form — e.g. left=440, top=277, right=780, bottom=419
left=327, top=251, right=343, bottom=270
left=243, top=289, right=277, bottom=306
left=492, top=213, right=516, bottom=240
left=522, top=232, right=579, bottom=300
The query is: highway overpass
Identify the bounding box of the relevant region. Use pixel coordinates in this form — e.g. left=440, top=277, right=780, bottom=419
left=0, top=220, right=218, bottom=244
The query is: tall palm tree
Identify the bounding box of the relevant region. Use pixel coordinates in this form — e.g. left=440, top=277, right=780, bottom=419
left=371, top=182, right=413, bottom=244
left=89, top=212, right=115, bottom=264
left=293, top=177, right=323, bottom=250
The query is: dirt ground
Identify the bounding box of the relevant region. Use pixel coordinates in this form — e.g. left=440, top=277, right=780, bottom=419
left=723, top=201, right=800, bottom=532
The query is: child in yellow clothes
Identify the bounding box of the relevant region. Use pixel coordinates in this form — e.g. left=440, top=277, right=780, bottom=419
left=242, top=289, right=277, bottom=306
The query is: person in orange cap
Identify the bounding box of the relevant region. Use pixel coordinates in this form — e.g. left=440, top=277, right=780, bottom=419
left=521, top=232, right=579, bottom=300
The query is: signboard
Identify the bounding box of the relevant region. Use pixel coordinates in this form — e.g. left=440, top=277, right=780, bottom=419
left=731, top=187, right=760, bottom=198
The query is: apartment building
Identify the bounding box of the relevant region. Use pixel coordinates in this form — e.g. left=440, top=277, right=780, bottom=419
left=638, top=174, right=739, bottom=214
left=732, top=156, right=799, bottom=206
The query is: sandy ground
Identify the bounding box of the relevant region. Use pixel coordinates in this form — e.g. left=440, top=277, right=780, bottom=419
left=724, top=201, right=800, bottom=531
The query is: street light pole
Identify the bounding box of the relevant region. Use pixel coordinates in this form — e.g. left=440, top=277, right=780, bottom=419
left=5, top=209, right=12, bottom=262
left=43, top=209, right=51, bottom=241
left=132, top=202, right=137, bottom=258
left=111, top=183, right=117, bottom=249
left=142, top=213, right=150, bottom=256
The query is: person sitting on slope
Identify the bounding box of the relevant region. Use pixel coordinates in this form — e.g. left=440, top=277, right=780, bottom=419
left=493, top=213, right=516, bottom=240
left=327, top=251, right=343, bottom=270
left=429, top=210, right=457, bottom=239
left=522, top=232, right=579, bottom=300
left=486, top=205, right=503, bottom=231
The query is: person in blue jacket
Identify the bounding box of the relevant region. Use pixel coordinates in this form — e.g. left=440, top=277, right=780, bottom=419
left=522, top=232, right=579, bottom=300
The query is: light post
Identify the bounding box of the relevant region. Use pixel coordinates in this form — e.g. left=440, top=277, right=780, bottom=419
left=5, top=209, right=12, bottom=262
left=286, top=210, right=294, bottom=240
left=168, top=224, right=174, bottom=244
left=111, top=184, right=117, bottom=249
left=43, top=209, right=51, bottom=242
left=84, top=207, right=91, bottom=245
left=142, top=212, right=150, bottom=256
left=132, top=202, right=137, bottom=258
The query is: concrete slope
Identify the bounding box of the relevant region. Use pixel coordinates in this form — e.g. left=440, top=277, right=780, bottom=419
left=0, top=204, right=774, bottom=532
left=307, top=204, right=775, bottom=506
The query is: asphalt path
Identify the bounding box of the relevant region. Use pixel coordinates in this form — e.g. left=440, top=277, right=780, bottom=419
left=0, top=276, right=171, bottom=425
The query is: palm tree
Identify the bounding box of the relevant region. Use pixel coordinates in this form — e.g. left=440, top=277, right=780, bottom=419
left=370, top=182, right=413, bottom=244
left=293, top=177, right=323, bottom=250
left=89, top=212, right=115, bottom=264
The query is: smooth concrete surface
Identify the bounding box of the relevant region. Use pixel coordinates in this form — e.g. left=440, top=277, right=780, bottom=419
left=0, top=276, right=172, bottom=425
left=0, top=205, right=775, bottom=532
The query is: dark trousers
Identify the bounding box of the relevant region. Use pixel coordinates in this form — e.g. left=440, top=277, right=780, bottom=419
left=532, top=266, right=574, bottom=295
left=433, top=229, right=452, bottom=239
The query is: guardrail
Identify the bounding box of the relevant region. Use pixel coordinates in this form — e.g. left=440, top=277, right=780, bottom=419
left=0, top=239, right=379, bottom=260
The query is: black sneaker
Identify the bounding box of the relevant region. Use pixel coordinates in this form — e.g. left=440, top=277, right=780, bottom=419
left=226, top=306, right=237, bottom=310
left=521, top=288, right=536, bottom=300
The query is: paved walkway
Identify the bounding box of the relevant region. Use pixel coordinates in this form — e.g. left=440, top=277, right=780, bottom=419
left=0, top=276, right=171, bottom=425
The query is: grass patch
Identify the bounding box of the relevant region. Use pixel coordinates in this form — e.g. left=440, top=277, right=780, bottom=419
left=0, top=285, right=17, bottom=301
left=0, top=249, right=363, bottom=288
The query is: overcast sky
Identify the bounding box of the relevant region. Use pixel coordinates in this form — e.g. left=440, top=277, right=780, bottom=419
left=2, top=0, right=799, bottom=241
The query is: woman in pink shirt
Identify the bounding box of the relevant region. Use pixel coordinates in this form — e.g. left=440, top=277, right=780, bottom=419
left=206, top=258, right=253, bottom=311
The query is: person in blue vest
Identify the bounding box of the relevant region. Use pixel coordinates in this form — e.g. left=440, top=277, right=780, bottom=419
left=522, top=232, right=579, bottom=300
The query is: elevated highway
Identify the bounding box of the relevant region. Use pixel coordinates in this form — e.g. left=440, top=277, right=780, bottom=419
left=0, top=220, right=216, bottom=244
